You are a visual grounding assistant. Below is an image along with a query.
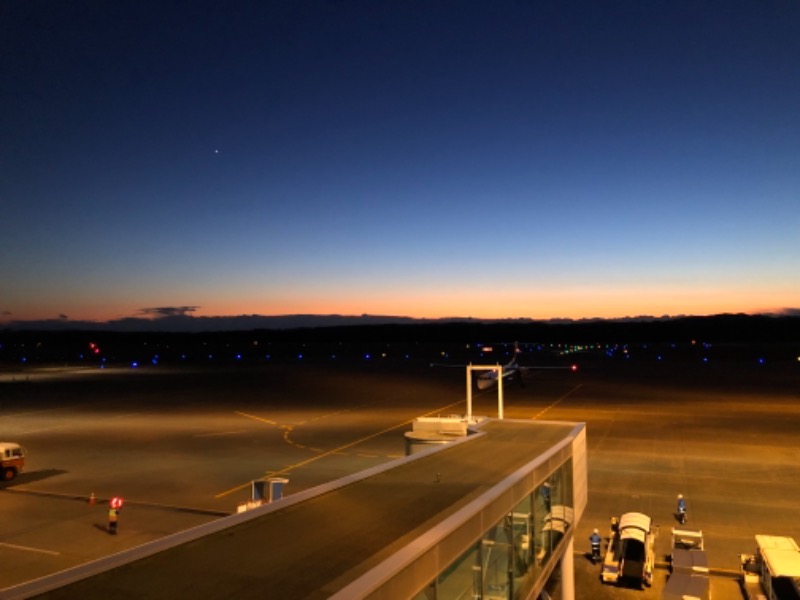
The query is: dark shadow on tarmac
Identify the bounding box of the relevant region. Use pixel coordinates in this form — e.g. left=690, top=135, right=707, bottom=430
left=3, top=486, right=230, bottom=516
left=0, top=469, right=68, bottom=488
left=583, top=551, right=601, bottom=565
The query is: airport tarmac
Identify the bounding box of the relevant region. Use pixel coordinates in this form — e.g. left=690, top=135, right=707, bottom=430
left=1, top=354, right=798, bottom=598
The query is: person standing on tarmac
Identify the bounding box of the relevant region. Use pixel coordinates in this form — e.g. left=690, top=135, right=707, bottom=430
left=589, top=529, right=602, bottom=563
left=677, top=493, right=687, bottom=524
left=108, top=506, right=119, bottom=534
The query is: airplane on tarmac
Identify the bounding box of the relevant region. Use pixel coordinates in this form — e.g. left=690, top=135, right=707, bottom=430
left=432, top=342, right=577, bottom=391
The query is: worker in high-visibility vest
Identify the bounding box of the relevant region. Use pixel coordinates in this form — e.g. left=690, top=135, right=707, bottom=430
left=108, top=507, right=120, bottom=534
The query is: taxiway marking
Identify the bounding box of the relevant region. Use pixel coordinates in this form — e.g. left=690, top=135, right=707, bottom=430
left=0, top=542, right=60, bottom=556
left=215, top=397, right=465, bottom=498
left=234, top=411, right=278, bottom=426
left=194, top=431, right=247, bottom=437
left=532, top=384, right=583, bottom=420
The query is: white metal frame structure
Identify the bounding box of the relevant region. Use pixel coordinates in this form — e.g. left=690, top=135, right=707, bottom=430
left=466, top=364, right=505, bottom=420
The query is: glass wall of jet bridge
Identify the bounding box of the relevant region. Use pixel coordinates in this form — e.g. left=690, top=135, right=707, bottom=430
left=413, top=457, right=574, bottom=600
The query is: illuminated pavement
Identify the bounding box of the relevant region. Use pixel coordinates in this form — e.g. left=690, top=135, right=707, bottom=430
left=1, top=357, right=798, bottom=598
left=23, top=420, right=576, bottom=599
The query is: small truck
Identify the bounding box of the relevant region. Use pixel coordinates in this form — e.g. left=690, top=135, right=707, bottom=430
left=601, top=512, right=656, bottom=588
left=1, top=442, right=26, bottom=481
left=740, top=535, right=800, bottom=600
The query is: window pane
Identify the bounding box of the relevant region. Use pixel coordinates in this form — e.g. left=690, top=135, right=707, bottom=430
left=437, top=541, right=480, bottom=599
left=482, top=516, right=512, bottom=597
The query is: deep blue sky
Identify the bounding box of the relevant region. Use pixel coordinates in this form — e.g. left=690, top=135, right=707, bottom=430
left=2, top=1, right=799, bottom=325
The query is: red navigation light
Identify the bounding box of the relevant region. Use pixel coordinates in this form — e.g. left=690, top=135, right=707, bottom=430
left=571, top=364, right=578, bottom=372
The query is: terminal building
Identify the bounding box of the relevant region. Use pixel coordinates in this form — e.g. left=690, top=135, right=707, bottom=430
left=6, top=417, right=586, bottom=600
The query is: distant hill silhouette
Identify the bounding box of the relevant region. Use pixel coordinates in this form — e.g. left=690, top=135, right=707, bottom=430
left=3, top=311, right=799, bottom=339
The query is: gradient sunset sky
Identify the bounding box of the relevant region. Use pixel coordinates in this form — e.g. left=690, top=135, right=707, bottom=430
left=2, top=1, right=799, bottom=326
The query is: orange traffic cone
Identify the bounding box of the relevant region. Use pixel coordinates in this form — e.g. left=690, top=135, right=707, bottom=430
left=89, top=492, right=96, bottom=505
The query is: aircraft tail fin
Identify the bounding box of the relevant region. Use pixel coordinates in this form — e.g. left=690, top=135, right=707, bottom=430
left=507, top=342, right=522, bottom=366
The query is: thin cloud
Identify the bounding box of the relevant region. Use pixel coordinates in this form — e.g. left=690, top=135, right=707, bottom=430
left=138, top=306, right=199, bottom=318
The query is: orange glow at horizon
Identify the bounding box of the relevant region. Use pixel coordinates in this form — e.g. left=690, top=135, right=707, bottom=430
left=7, top=285, right=790, bottom=325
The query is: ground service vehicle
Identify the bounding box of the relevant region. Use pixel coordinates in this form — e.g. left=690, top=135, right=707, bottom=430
left=601, top=512, right=656, bottom=588
left=1, top=442, right=26, bottom=480
left=741, top=535, right=800, bottom=600
left=663, top=528, right=709, bottom=600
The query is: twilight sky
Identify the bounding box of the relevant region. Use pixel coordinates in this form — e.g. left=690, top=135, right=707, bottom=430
left=2, top=1, right=799, bottom=326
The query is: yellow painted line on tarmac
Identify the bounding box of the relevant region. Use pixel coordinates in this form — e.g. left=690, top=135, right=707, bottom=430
left=214, top=481, right=261, bottom=498
left=194, top=430, right=246, bottom=437
left=0, top=541, right=60, bottom=556
left=415, top=397, right=467, bottom=421
left=215, top=396, right=466, bottom=499
left=235, top=409, right=311, bottom=453
left=235, top=411, right=278, bottom=426
left=533, top=384, right=583, bottom=420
